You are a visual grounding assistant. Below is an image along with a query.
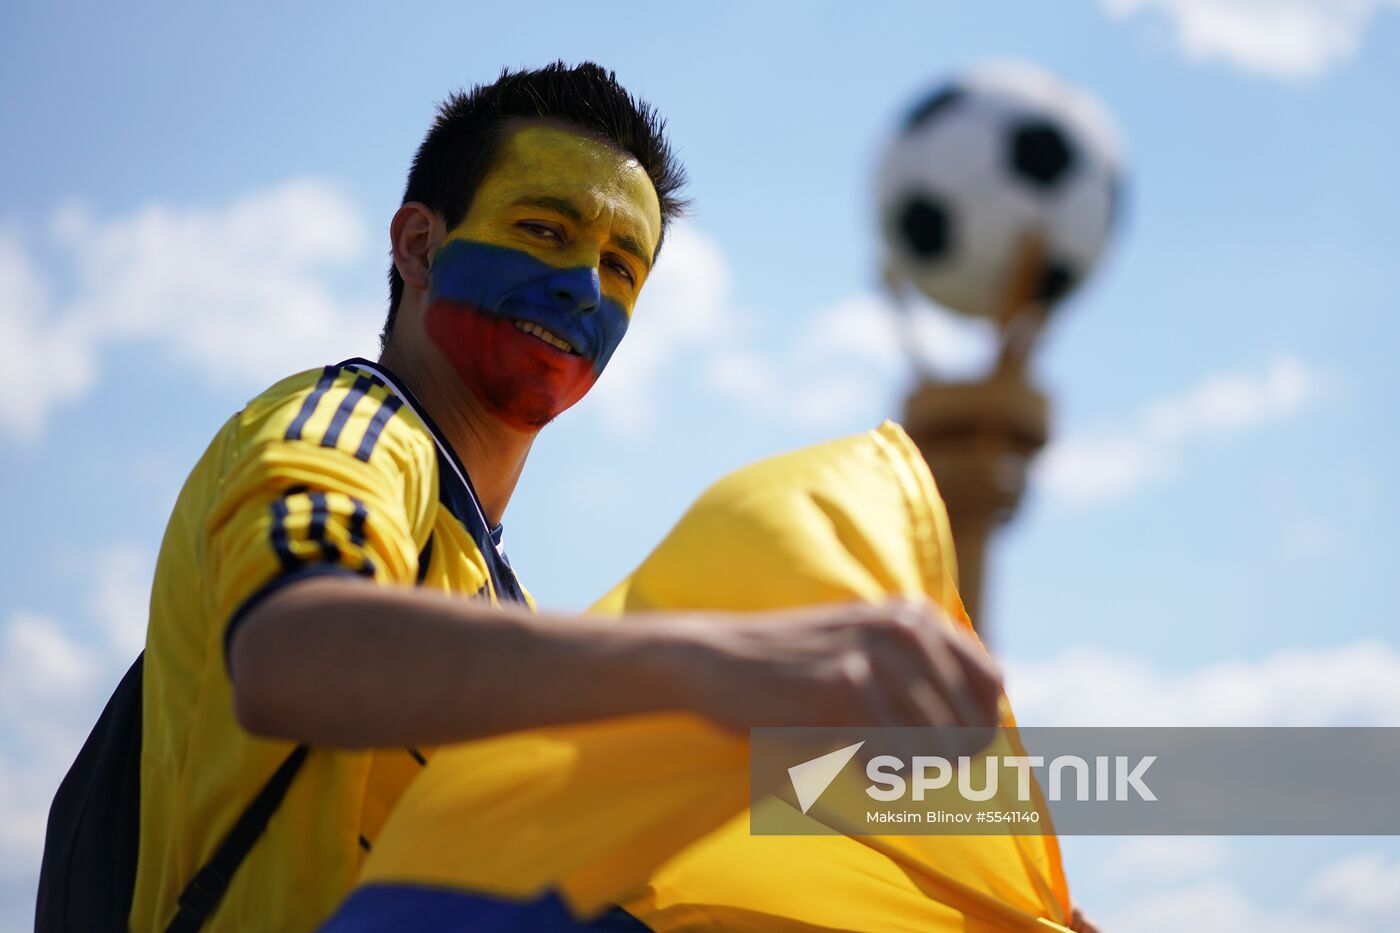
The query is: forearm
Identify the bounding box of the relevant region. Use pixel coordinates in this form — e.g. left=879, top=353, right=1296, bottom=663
left=229, top=575, right=702, bottom=748
left=229, top=579, right=1003, bottom=749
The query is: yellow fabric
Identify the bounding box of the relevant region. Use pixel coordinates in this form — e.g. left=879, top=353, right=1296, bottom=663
left=132, top=363, right=517, bottom=932
left=355, top=421, right=1073, bottom=930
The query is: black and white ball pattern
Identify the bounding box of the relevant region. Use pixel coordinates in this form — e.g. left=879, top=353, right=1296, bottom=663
left=878, top=61, right=1124, bottom=319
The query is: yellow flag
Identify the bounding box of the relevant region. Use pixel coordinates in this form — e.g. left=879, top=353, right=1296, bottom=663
left=339, top=422, right=1074, bottom=931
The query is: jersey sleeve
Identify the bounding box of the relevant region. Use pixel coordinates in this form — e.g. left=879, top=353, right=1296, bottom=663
left=206, top=367, right=437, bottom=665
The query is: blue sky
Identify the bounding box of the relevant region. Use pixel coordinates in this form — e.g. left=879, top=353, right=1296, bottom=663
left=2, top=1, right=1399, bottom=929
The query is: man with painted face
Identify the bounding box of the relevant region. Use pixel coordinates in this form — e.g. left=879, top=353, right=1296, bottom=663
left=123, top=63, right=1004, bottom=932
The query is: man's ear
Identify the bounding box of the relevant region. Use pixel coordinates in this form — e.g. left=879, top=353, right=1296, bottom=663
left=390, top=203, right=445, bottom=292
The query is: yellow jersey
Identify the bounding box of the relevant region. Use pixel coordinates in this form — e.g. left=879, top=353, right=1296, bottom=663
left=131, top=357, right=528, bottom=932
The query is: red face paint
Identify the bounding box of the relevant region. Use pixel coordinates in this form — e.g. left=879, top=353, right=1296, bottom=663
left=425, top=299, right=599, bottom=431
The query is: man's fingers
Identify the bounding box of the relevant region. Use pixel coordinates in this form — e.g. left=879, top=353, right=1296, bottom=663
left=885, top=660, right=961, bottom=728
left=860, top=608, right=968, bottom=728
left=944, top=637, right=1003, bottom=724
left=923, top=633, right=984, bottom=726
left=946, top=626, right=1004, bottom=707
left=890, top=601, right=1001, bottom=727
left=841, top=650, right=906, bottom=730
left=912, top=604, right=1003, bottom=722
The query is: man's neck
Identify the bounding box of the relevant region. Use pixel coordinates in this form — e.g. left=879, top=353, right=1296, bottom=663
left=378, top=341, right=534, bottom=528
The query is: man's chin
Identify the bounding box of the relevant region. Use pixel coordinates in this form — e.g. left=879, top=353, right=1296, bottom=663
left=424, top=299, right=598, bottom=432
left=474, top=380, right=584, bottom=433
left=503, top=397, right=562, bottom=432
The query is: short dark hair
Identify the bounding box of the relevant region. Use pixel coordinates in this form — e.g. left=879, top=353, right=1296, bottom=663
left=382, top=61, right=688, bottom=349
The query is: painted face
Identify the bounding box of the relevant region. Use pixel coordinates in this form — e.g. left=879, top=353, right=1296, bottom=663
left=424, top=123, right=662, bottom=431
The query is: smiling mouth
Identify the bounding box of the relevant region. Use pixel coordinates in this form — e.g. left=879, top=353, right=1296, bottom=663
left=512, top=318, right=580, bottom=355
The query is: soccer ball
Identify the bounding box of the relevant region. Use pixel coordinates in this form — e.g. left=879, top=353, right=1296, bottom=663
left=877, top=61, right=1125, bottom=320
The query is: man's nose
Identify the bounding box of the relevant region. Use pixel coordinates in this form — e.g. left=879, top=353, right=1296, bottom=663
left=542, top=266, right=601, bottom=315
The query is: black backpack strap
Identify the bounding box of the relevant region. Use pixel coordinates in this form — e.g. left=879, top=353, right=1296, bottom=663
left=164, top=744, right=310, bottom=933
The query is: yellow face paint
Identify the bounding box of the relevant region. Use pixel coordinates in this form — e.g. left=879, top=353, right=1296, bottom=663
left=425, top=123, right=663, bottom=430
left=443, top=123, right=661, bottom=313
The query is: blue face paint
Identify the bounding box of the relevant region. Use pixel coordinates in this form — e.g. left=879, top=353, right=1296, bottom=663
left=424, top=239, right=634, bottom=430
left=429, top=239, right=630, bottom=375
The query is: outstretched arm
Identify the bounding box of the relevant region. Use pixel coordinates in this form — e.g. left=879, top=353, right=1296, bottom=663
left=229, top=575, right=1002, bottom=748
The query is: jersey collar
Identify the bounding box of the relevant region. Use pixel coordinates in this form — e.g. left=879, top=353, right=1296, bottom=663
left=337, top=358, right=526, bottom=605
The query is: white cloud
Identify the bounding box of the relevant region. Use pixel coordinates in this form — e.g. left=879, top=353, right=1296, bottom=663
left=700, top=292, right=993, bottom=431
left=1099, top=0, right=1400, bottom=79
left=0, top=612, right=101, bottom=712
left=1105, top=877, right=1371, bottom=933
left=1004, top=639, right=1400, bottom=726
left=1141, top=355, right=1315, bottom=440
left=795, top=292, right=993, bottom=379
left=887, top=296, right=1001, bottom=382
left=1087, top=846, right=1400, bottom=933
left=58, top=181, right=380, bottom=386
left=701, top=308, right=884, bottom=430
left=1035, top=434, right=1166, bottom=505
left=0, top=235, right=97, bottom=440
left=1305, top=850, right=1400, bottom=919
left=1035, top=355, right=1322, bottom=507
left=1, top=181, right=382, bottom=442
left=1100, top=836, right=1229, bottom=882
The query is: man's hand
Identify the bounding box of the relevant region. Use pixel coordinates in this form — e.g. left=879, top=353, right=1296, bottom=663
left=671, top=599, right=1003, bottom=733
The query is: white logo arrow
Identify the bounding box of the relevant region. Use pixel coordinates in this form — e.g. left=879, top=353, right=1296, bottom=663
left=787, top=741, right=865, bottom=814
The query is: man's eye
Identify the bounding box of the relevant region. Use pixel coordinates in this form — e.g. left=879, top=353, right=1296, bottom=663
left=603, top=257, right=635, bottom=285
left=519, top=222, right=562, bottom=242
